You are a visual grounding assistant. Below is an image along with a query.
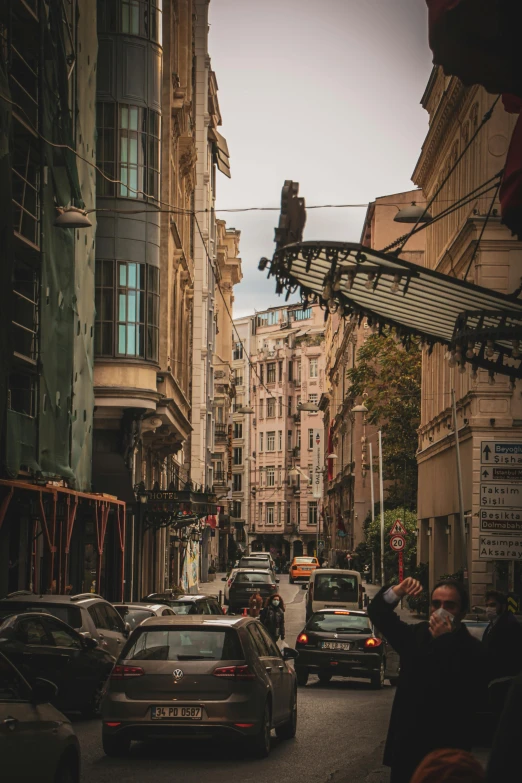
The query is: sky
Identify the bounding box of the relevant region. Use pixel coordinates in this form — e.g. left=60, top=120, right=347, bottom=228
left=208, top=0, right=434, bottom=318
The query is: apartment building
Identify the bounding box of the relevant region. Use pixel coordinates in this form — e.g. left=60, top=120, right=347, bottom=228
left=245, top=304, right=326, bottom=560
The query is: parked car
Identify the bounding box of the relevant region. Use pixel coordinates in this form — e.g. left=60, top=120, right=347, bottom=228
left=294, top=609, right=399, bottom=689
left=227, top=570, right=279, bottom=614
left=247, top=553, right=276, bottom=569
left=0, top=611, right=115, bottom=716
left=222, top=569, right=240, bottom=604
left=0, top=593, right=129, bottom=658
left=0, top=651, right=81, bottom=782
left=114, top=603, right=177, bottom=631
left=289, top=556, right=319, bottom=584
left=148, top=594, right=224, bottom=615
left=238, top=557, right=277, bottom=580
left=101, top=615, right=298, bottom=758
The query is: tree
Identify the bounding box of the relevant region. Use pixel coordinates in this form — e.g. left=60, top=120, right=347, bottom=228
left=357, top=507, right=417, bottom=584
left=346, top=330, right=421, bottom=508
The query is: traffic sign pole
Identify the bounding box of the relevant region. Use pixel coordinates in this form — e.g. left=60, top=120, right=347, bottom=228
left=398, top=551, right=404, bottom=583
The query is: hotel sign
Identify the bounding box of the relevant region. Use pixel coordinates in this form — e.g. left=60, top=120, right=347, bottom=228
left=312, top=429, right=324, bottom=499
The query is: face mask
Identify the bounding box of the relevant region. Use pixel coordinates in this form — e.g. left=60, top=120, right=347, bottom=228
left=272, top=600, right=280, bottom=607
left=486, top=607, right=497, bottom=621
left=433, top=607, right=455, bottom=627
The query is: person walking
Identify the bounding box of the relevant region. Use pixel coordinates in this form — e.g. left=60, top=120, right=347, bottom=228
left=261, top=594, right=285, bottom=643
left=482, top=589, right=522, bottom=716
left=248, top=592, right=263, bottom=618
left=368, top=577, right=486, bottom=783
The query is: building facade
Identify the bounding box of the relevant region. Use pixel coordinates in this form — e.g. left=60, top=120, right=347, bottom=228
left=413, top=69, right=522, bottom=605
left=246, top=305, right=326, bottom=561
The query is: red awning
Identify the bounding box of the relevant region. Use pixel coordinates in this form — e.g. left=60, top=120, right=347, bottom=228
left=426, top=0, right=522, bottom=97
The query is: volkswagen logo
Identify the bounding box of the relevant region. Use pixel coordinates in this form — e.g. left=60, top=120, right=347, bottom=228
left=172, top=669, right=184, bottom=682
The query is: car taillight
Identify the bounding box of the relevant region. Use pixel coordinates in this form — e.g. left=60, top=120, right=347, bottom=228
left=269, top=584, right=276, bottom=589
left=296, top=633, right=308, bottom=645
left=213, top=664, right=255, bottom=681
left=364, top=638, right=382, bottom=649
left=110, top=664, right=145, bottom=680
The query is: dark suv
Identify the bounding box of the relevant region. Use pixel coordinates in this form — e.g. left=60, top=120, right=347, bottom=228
left=228, top=570, right=278, bottom=614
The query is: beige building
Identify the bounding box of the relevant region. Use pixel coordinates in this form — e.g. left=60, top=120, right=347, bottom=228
left=321, top=190, right=425, bottom=564
left=210, top=222, right=242, bottom=573
left=247, top=304, right=326, bottom=560
left=413, top=69, right=522, bottom=605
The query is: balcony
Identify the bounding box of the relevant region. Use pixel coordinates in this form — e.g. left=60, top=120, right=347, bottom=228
left=213, top=471, right=227, bottom=488
left=214, top=424, right=227, bottom=441
left=292, top=446, right=300, bottom=458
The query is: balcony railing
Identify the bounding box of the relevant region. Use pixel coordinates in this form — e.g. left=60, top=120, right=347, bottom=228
left=214, top=424, right=227, bottom=440
left=213, top=471, right=226, bottom=486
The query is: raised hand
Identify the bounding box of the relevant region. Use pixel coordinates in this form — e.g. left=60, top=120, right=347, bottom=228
left=392, top=577, right=423, bottom=600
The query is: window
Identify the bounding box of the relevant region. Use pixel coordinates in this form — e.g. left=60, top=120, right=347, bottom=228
left=231, top=501, right=242, bottom=518
left=277, top=502, right=282, bottom=524
left=286, top=505, right=291, bottom=525
left=266, top=504, right=275, bottom=525
left=258, top=502, right=263, bottom=523
left=233, top=370, right=243, bottom=386
left=12, top=262, right=38, bottom=363
left=233, top=343, right=243, bottom=361
left=267, top=398, right=276, bottom=418
left=309, top=429, right=314, bottom=449
left=288, top=396, right=293, bottom=416
left=278, top=430, right=283, bottom=451
left=233, top=447, right=243, bottom=465
left=232, top=474, right=242, bottom=492
left=96, top=102, right=160, bottom=201
left=259, top=365, right=264, bottom=384
left=125, top=628, right=243, bottom=661
left=259, top=432, right=264, bottom=452
left=291, top=307, right=312, bottom=321
left=95, top=260, right=159, bottom=361
left=297, top=429, right=301, bottom=449
left=278, top=397, right=283, bottom=417
left=296, top=502, right=301, bottom=527
left=308, top=501, right=318, bottom=526
left=266, top=432, right=275, bottom=452
left=247, top=623, right=271, bottom=657
left=8, top=373, right=37, bottom=417
left=309, top=393, right=319, bottom=405
left=266, top=466, right=275, bottom=487
left=44, top=618, right=82, bottom=649
left=288, top=430, right=292, bottom=448
left=278, top=361, right=283, bottom=382
left=267, top=363, right=276, bottom=384
left=259, top=399, right=264, bottom=419
left=296, top=362, right=302, bottom=383
left=0, top=655, right=30, bottom=702
left=98, top=0, right=163, bottom=43
left=288, top=360, right=293, bottom=381
left=309, top=358, right=318, bottom=378
left=233, top=422, right=243, bottom=439
left=17, top=617, right=51, bottom=646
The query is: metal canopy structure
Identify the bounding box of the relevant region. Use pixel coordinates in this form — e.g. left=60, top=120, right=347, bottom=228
left=265, top=239, right=522, bottom=379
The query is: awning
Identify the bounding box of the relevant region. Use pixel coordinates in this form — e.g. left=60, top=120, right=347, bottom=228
left=209, top=128, right=231, bottom=178
left=266, top=240, right=522, bottom=379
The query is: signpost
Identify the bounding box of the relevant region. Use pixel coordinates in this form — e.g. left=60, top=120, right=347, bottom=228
left=479, top=535, right=522, bottom=561
left=390, top=519, right=407, bottom=537
left=481, top=442, right=522, bottom=466
left=390, top=530, right=406, bottom=583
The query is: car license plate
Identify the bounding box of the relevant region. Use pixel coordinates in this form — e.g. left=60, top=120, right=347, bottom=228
left=151, top=706, right=202, bottom=720
left=245, top=587, right=257, bottom=592
left=322, top=641, right=351, bottom=651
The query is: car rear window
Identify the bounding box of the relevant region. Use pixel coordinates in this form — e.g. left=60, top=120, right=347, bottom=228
left=238, top=559, right=270, bottom=569
left=0, top=602, right=82, bottom=629
left=170, top=602, right=197, bottom=615
left=116, top=608, right=154, bottom=630
left=313, top=574, right=358, bottom=602
left=234, top=572, right=271, bottom=584
left=308, top=613, right=370, bottom=633
left=124, top=628, right=243, bottom=661
left=295, top=557, right=316, bottom=563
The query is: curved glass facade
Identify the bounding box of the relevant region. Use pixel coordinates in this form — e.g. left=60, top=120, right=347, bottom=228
left=97, top=0, right=162, bottom=43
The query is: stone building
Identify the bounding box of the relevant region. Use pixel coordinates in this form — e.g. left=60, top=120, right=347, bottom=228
left=413, top=69, right=522, bottom=605
left=247, top=305, right=326, bottom=560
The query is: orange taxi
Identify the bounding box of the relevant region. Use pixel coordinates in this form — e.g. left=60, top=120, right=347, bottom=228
left=289, top=556, right=320, bottom=583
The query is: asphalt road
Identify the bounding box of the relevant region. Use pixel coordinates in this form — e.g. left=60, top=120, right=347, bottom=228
left=73, top=577, right=394, bottom=783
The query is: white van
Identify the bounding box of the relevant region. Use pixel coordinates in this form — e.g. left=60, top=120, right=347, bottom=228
left=305, top=568, right=364, bottom=619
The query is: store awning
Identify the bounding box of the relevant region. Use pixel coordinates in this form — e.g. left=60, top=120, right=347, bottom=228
left=266, top=240, right=522, bottom=379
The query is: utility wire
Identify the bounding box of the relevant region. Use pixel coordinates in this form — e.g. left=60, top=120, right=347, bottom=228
left=463, top=180, right=502, bottom=281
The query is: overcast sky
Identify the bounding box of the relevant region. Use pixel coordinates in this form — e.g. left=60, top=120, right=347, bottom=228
left=208, top=0, right=434, bottom=317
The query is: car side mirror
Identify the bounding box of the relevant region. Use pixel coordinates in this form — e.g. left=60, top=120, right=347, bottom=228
left=31, top=677, right=58, bottom=705
left=282, top=647, right=298, bottom=661
left=124, top=623, right=131, bottom=638
left=276, top=578, right=280, bottom=583
left=82, top=636, right=99, bottom=650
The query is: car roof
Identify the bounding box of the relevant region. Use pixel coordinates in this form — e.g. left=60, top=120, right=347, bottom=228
left=0, top=594, right=101, bottom=607
left=247, top=553, right=271, bottom=557
left=311, top=568, right=359, bottom=576
left=233, top=568, right=271, bottom=574
left=138, top=615, right=248, bottom=628
left=169, top=594, right=216, bottom=602
left=115, top=603, right=169, bottom=612
left=0, top=610, right=75, bottom=626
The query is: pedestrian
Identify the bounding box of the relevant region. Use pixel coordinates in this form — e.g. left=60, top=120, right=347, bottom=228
left=368, top=577, right=486, bottom=783
left=481, top=589, right=522, bottom=715
left=261, top=594, right=285, bottom=643
left=248, top=592, right=263, bottom=618
left=363, top=564, right=371, bottom=584
left=487, top=670, right=522, bottom=782
left=411, top=749, right=485, bottom=783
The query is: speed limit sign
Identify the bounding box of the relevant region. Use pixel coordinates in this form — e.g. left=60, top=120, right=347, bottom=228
left=390, top=534, right=406, bottom=552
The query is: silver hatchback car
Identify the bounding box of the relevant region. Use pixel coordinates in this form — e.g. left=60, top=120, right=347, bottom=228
left=101, top=615, right=298, bottom=758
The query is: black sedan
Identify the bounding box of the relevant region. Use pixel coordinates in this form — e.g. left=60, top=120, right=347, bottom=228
left=228, top=569, right=279, bottom=614
left=295, top=609, right=398, bottom=689
left=0, top=611, right=115, bottom=716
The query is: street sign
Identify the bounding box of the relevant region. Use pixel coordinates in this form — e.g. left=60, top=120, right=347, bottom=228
left=480, top=482, right=522, bottom=509
left=481, top=442, right=522, bottom=466
left=481, top=467, right=522, bottom=482
left=479, top=535, right=522, bottom=561
left=390, top=534, right=406, bottom=552
left=389, top=519, right=407, bottom=537
left=480, top=510, right=522, bottom=534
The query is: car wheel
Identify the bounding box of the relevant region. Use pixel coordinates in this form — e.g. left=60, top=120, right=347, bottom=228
left=81, top=679, right=107, bottom=719
left=249, top=702, right=272, bottom=758
left=318, top=672, right=332, bottom=685
left=295, top=667, right=309, bottom=686
left=54, top=754, right=79, bottom=783
left=102, top=732, right=131, bottom=757
left=275, top=692, right=297, bottom=740
left=371, top=660, right=385, bottom=690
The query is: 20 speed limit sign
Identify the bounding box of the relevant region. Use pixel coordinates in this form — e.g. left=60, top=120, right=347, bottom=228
left=390, top=534, right=406, bottom=552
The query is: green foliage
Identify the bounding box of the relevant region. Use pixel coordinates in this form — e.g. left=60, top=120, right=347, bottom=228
left=346, top=331, right=421, bottom=508
left=358, top=507, right=417, bottom=583
left=406, top=561, right=429, bottom=615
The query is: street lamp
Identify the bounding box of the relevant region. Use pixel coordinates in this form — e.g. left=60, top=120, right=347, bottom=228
left=236, top=405, right=254, bottom=414
left=297, top=401, right=320, bottom=412
left=351, top=403, right=368, bottom=414
left=54, top=207, right=93, bottom=228
left=393, top=202, right=433, bottom=224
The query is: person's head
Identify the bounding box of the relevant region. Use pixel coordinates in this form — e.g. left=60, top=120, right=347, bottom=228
left=410, top=749, right=484, bottom=783
left=430, top=579, right=469, bottom=622
left=267, top=594, right=284, bottom=610
left=485, top=589, right=507, bottom=619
